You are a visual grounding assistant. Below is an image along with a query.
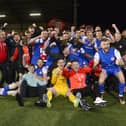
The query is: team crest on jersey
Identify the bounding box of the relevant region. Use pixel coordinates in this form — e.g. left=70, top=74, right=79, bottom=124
left=111, top=57, right=115, bottom=61
left=39, top=71, right=42, bottom=74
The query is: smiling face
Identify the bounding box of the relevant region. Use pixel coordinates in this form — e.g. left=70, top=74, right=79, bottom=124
left=95, top=30, right=103, bottom=39
left=13, top=34, right=20, bottom=43
left=86, top=30, right=94, bottom=40
left=28, top=26, right=35, bottom=35
left=41, top=31, right=49, bottom=39
left=114, top=33, right=121, bottom=42
left=71, top=61, right=80, bottom=72
left=57, top=59, right=65, bottom=69
left=28, top=65, right=35, bottom=73
left=101, top=39, right=110, bottom=52
left=37, top=59, right=44, bottom=68
left=62, top=33, right=69, bottom=40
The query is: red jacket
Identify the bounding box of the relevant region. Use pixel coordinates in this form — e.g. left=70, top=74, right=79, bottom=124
left=0, top=41, right=7, bottom=63
left=62, top=67, right=92, bottom=90
left=22, top=45, right=30, bottom=64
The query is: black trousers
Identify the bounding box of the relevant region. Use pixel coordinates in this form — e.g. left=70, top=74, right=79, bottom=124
left=0, top=63, right=6, bottom=87
left=20, top=80, right=47, bottom=98
left=5, top=61, right=26, bottom=83
left=72, top=74, right=101, bottom=101
left=5, top=62, right=15, bottom=84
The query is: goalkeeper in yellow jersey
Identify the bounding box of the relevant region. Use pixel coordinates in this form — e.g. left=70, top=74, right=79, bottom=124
left=45, top=58, right=80, bottom=108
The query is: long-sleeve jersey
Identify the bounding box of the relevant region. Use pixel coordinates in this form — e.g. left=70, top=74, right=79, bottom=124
left=62, top=67, right=92, bottom=90
left=51, top=67, right=68, bottom=89
left=20, top=72, right=47, bottom=87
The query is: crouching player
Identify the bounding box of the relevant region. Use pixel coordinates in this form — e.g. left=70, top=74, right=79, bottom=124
left=93, top=38, right=126, bottom=104
left=43, top=58, right=80, bottom=108
left=62, top=60, right=107, bottom=110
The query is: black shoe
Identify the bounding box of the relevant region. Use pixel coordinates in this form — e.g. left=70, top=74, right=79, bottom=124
left=79, top=99, right=92, bottom=111
left=34, top=100, right=46, bottom=107
left=16, top=93, right=24, bottom=106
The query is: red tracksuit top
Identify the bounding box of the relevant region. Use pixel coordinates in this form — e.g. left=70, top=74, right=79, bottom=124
left=62, top=67, right=92, bottom=90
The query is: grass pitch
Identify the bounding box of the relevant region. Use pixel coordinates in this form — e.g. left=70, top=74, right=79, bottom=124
left=0, top=92, right=126, bottom=126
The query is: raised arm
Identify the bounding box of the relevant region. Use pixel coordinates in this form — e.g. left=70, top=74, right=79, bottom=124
left=105, top=29, right=115, bottom=42
left=62, top=62, right=72, bottom=77
left=93, top=52, right=100, bottom=68
left=28, top=35, right=41, bottom=44
left=112, top=24, right=120, bottom=34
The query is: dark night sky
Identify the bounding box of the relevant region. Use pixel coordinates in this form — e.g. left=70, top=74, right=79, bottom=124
left=78, top=0, right=126, bottom=29
left=0, top=0, right=125, bottom=30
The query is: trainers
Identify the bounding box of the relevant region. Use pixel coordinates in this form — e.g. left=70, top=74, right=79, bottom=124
left=42, top=94, right=48, bottom=103
left=94, top=97, right=107, bottom=104
left=16, top=93, right=24, bottom=106
left=43, top=95, right=52, bottom=108
left=41, top=94, right=52, bottom=108
left=79, top=99, right=92, bottom=111
left=119, top=96, right=125, bottom=105
left=47, top=100, right=52, bottom=108
left=73, top=98, right=80, bottom=108
left=94, top=97, right=108, bottom=107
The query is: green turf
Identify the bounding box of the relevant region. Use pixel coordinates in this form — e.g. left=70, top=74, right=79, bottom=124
left=0, top=93, right=126, bottom=126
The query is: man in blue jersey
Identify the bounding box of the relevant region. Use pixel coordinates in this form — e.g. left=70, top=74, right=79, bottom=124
left=93, top=38, right=125, bottom=104
left=28, top=30, right=49, bottom=65
left=80, top=26, right=101, bottom=65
